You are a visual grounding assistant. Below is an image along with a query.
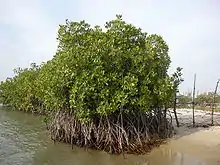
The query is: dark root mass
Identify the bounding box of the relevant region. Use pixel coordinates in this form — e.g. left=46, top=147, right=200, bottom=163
left=49, top=110, right=173, bottom=154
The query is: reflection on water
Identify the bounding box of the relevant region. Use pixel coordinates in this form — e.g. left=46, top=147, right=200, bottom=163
left=0, top=107, right=220, bottom=165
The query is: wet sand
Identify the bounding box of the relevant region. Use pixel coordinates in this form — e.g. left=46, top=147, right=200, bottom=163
left=144, top=109, right=220, bottom=165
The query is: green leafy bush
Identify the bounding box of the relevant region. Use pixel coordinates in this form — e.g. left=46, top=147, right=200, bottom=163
left=0, top=15, right=183, bottom=154
left=48, top=15, right=174, bottom=121
left=0, top=15, right=179, bottom=121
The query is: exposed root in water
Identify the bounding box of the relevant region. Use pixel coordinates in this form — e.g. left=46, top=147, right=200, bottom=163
left=49, top=110, right=173, bottom=154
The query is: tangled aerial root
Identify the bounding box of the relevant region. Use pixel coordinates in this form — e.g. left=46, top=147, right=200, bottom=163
left=49, top=110, right=173, bottom=154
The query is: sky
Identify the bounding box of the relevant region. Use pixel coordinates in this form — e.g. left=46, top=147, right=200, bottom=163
left=0, top=0, right=220, bottom=93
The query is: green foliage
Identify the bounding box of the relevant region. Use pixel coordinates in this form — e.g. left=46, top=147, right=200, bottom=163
left=177, top=94, right=192, bottom=104
left=0, top=15, right=182, bottom=122
left=177, top=92, right=220, bottom=106
left=0, top=63, right=41, bottom=111
left=196, top=92, right=220, bottom=105
left=172, top=67, right=184, bottom=92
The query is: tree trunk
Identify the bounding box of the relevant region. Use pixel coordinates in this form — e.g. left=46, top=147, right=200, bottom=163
left=173, top=91, right=179, bottom=127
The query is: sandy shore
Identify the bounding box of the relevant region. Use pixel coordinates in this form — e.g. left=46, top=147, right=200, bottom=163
left=143, top=109, right=220, bottom=164
left=168, top=108, right=220, bottom=138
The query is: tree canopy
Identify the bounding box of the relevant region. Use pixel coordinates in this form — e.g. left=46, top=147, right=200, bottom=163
left=0, top=15, right=184, bottom=154
left=0, top=15, right=181, bottom=122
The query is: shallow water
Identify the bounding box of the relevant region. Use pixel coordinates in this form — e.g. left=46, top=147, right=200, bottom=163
left=0, top=107, right=220, bottom=165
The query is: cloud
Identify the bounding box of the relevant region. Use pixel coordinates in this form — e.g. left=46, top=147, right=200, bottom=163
left=73, top=0, right=220, bottom=92
left=0, top=0, right=220, bottom=93
left=0, top=0, right=57, bottom=80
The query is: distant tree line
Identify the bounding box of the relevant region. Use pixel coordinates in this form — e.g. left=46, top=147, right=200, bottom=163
left=177, top=92, right=220, bottom=107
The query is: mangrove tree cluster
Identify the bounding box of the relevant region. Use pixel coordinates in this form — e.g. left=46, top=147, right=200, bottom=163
left=0, top=15, right=182, bottom=154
